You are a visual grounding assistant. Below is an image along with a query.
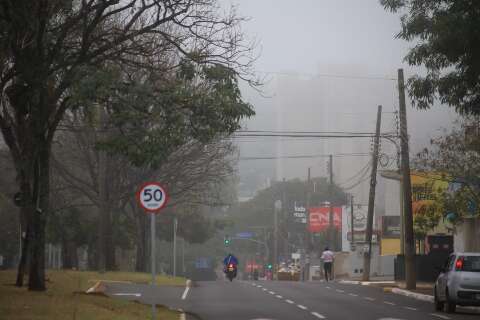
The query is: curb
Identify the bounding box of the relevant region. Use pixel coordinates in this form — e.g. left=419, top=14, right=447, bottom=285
left=338, top=280, right=395, bottom=286
left=391, top=287, right=434, bottom=302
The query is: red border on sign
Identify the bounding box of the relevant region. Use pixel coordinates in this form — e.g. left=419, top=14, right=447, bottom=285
left=136, top=182, right=169, bottom=213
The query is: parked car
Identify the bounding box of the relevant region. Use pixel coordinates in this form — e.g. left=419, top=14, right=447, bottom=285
left=434, top=252, right=480, bottom=313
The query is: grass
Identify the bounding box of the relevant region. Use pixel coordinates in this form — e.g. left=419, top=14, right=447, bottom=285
left=0, top=269, right=184, bottom=320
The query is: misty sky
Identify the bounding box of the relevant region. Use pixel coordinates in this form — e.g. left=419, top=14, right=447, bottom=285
left=221, top=0, right=458, bottom=202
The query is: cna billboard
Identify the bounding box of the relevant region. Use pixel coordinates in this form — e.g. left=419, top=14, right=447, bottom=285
left=308, top=207, right=342, bottom=233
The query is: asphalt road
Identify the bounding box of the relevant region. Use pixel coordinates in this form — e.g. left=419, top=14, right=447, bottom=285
left=105, top=278, right=480, bottom=320
left=183, top=279, right=480, bottom=320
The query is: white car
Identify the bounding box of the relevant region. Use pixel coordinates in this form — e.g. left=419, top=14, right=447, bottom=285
left=434, top=252, right=480, bottom=313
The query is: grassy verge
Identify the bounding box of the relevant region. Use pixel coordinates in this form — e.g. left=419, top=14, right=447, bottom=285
left=0, top=269, right=183, bottom=320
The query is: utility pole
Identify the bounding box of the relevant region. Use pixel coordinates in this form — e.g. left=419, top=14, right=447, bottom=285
left=173, top=217, right=178, bottom=278
left=97, top=102, right=107, bottom=273
left=398, top=68, right=416, bottom=290
left=362, top=105, right=382, bottom=281
left=350, top=195, right=354, bottom=248
left=274, top=199, right=282, bottom=279
left=328, top=154, right=334, bottom=249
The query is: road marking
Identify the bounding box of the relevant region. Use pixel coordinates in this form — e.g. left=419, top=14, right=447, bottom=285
left=430, top=314, right=451, bottom=320
left=403, top=307, right=417, bottom=311
left=383, top=301, right=396, bottom=306
left=275, top=295, right=283, bottom=299
left=297, top=304, right=308, bottom=310
left=364, top=297, right=375, bottom=301
left=311, top=312, right=326, bottom=319
left=335, top=289, right=345, bottom=293
left=179, top=312, right=186, bottom=320
left=181, top=286, right=190, bottom=300
left=325, top=286, right=331, bottom=289
left=285, top=299, right=295, bottom=304
left=262, top=288, right=268, bottom=291
left=113, top=293, right=141, bottom=297
left=268, top=291, right=275, bottom=295
left=257, top=285, right=263, bottom=288
left=348, top=293, right=358, bottom=297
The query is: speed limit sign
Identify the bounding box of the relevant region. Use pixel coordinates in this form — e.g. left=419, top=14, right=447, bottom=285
left=136, top=182, right=168, bottom=213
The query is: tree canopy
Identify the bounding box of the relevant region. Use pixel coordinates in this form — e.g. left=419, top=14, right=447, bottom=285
left=381, top=0, right=480, bottom=114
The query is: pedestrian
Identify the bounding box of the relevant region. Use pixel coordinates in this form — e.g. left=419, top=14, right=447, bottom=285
left=321, top=247, right=334, bottom=281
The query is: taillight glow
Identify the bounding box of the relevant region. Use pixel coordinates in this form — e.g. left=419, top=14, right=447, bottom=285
left=455, top=257, right=464, bottom=270
left=229, top=263, right=234, bottom=268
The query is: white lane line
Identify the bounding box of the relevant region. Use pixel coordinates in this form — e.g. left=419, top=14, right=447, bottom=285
left=430, top=314, right=451, bottom=320
left=257, top=285, right=263, bottom=288
left=285, top=299, right=295, bottom=304
left=181, top=286, right=190, bottom=300
left=383, top=301, right=396, bottom=306
left=275, top=295, right=283, bottom=299
left=335, top=289, right=345, bottom=293
left=404, top=306, right=417, bottom=311
left=268, top=291, right=275, bottom=295
left=262, top=288, right=268, bottom=291
left=325, top=286, right=331, bottom=289
left=113, top=293, right=141, bottom=297
left=348, top=293, right=358, bottom=297
left=297, top=304, right=308, bottom=310
left=364, top=297, right=375, bottom=301
left=311, top=312, right=326, bottom=319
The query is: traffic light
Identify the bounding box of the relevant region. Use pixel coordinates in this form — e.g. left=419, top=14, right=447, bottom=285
left=224, top=235, right=230, bottom=246
left=267, top=263, right=273, bottom=270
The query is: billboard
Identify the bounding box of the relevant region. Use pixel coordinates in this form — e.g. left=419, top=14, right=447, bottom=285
left=411, top=172, right=449, bottom=216
left=381, top=216, right=400, bottom=238
left=308, top=206, right=342, bottom=233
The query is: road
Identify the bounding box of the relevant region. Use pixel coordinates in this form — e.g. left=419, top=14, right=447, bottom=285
left=106, top=279, right=480, bottom=320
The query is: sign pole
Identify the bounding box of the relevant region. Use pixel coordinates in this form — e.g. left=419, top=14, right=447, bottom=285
left=151, top=212, right=156, bottom=319
left=136, top=181, right=168, bottom=320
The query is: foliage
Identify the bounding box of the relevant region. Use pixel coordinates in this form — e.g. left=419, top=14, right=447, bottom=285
left=414, top=118, right=480, bottom=225
left=381, top=0, right=480, bottom=114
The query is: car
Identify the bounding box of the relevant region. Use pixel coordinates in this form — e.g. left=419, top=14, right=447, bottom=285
left=434, top=252, right=480, bottom=313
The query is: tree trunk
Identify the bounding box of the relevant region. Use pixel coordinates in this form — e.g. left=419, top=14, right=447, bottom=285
left=28, top=146, right=50, bottom=291
left=135, top=211, right=147, bottom=272
left=15, top=208, right=30, bottom=287
left=62, top=239, right=78, bottom=270
left=105, top=206, right=116, bottom=270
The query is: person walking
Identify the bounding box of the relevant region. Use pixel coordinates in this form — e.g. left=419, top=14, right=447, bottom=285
left=321, top=247, right=334, bottom=281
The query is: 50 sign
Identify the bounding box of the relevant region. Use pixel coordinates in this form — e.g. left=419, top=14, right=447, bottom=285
left=136, top=182, right=168, bottom=213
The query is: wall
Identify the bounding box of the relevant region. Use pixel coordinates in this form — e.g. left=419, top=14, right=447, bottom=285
left=381, top=238, right=401, bottom=256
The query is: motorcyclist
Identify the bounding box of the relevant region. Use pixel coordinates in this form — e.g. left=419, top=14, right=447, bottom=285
left=223, top=253, right=239, bottom=276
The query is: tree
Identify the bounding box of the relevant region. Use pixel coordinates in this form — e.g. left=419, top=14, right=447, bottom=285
left=381, top=0, right=480, bottom=114
left=0, top=1, right=255, bottom=290
left=414, top=118, right=480, bottom=250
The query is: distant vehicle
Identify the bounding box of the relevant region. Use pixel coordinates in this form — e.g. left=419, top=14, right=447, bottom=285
left=188, top=257, right=217, bottom=281
left=434, top=252, right=480, bottom=313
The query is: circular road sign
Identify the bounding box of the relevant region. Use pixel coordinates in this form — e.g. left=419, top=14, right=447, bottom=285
left=136, top=182, right=168, bottom=213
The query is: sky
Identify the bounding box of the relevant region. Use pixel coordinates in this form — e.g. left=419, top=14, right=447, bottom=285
left=219, top=0, right=458, bottom=202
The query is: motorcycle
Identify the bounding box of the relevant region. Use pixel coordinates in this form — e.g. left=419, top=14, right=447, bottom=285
left=225, top=263, right=237, bottom=281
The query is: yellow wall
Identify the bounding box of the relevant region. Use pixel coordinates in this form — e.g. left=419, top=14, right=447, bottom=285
left=381, top=238, right=401, bottom=256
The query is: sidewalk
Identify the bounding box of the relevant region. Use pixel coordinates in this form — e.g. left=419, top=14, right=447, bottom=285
left=338, top=278, right=434, bottom=301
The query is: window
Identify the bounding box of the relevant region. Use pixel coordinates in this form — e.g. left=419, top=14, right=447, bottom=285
left=461, top=256, right=480, bottom=272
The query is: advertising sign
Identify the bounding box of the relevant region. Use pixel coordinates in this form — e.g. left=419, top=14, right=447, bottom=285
left=292, top=203, right=308, bottom=224
left=308, top=206, right=342, bottom=233
left=381, top=216, right=400, bottom=238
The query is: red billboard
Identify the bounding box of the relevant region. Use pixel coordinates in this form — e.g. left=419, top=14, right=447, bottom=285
left=308, top=207, right=342, bottom=233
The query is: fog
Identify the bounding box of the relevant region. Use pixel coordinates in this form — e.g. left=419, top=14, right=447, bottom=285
left=222, top=0, right=458, bottom=203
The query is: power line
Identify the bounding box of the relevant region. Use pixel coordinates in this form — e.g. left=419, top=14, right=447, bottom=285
left=239, top=153, right=370, bottom=161
left=257, top=70, right=397, bottom=81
